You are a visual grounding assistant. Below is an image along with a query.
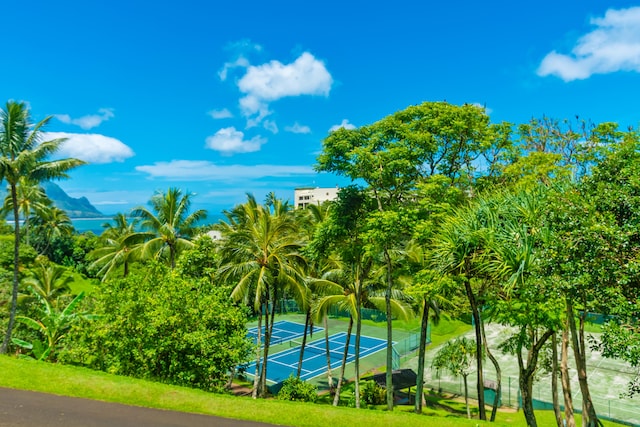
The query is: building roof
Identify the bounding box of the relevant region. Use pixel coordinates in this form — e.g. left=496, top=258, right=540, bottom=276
left=362, top=369, right=418, bottom=390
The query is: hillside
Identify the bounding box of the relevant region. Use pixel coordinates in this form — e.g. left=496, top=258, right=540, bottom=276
left=40, top=182, right=103, bottom=218
left=1, top=182, right=103, bottom=219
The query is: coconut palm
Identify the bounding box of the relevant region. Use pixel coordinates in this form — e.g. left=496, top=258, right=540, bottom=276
left=314, top=263, right=413, bottom=408
left=29, top=205, right=75, bottom=257
left=89, top=213, right=142, bottom=281
left=217, top=193, right=306, bottom=398
left=0, top=101, right=85, bottom=354
left=130, top=187, right=207, bottom=269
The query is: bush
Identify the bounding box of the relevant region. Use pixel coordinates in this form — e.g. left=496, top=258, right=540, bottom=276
left=59, top=262, right=252, bottom=392
left=277, top=375, right=318, bottom=403
left=360, top=380, right=386, bottom=406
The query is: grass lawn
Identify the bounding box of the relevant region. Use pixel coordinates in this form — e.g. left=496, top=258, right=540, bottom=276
left=0, top=355, right=628, bottom=427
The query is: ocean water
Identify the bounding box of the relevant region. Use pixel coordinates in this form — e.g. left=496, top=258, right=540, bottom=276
left=71, top=214, right=223, bottom=235
left=71, top=218, right=114, bottom=235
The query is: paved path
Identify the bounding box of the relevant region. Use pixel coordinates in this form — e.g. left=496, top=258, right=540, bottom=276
left=0, top=387, right=278, bottom=427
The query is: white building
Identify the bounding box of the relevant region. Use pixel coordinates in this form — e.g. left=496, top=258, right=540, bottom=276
left=294, top=187, right=339, bottom=209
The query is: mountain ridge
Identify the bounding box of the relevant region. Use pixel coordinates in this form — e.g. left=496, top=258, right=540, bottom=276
left=1, top=182, right=103, bottom=219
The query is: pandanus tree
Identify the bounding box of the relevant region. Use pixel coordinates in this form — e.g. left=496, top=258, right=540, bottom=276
left=217, top=193, right=306, bottom=398
left=432, top=337, right=478, bottom=419
left=130, top=187, right=207, bottom=269
left=0, top=101, right=85, bottom=354
left=430, top=197, right=499, bottom=420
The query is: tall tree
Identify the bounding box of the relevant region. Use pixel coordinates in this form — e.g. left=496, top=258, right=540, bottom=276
left=0, top=101, right=85, bottom=354
left=217, top=193, right=306, bottom=398
left=130, top=187, right=207, bottom=269
left=316, top=101, right=493, bottom=413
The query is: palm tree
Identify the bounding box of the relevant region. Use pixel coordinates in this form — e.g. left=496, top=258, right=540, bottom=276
left=432, top=337, right=478, bottom=419
left=314, top=263, right=413, bottom=408
left=29, top=205, right=75, bottom=256
left=89, top=213, right=142, bottom=281
left=22, top=257, right=74, bottom=308
left=430, top=199, right=498, bottom=420
left=0, top=101, right=85, bottom=354
left=217, top=193, right=306, bottom=398
left=130, top=187, right=207, bottom=269
left=1, top=177, right=50, bottom=245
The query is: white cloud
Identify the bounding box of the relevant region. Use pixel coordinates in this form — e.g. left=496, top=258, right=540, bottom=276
left=218, top=56, right=250, bottom=81
left=205, top=127, right=266, bottom=154
left=263, top=120, right=278, bottom=134
left=538, top=7, right=640, bottom=81
left=135, top=160, right=314, bottom=181
left=237, top=52, right=332, bottom=124
left=55, top=108, right=114, bottom=130
left=285, top=122, right=311, bottom=134
left=43, top=132, right=134, bottom=164
left=208, top=108, right=233, bottom=119
left=329, top=119, right=356, bottom=132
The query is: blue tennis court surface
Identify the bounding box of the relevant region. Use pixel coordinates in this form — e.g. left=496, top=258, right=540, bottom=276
left=245, top=332, right=387, bottom=384
left=247, top=320, right=323, bottom=346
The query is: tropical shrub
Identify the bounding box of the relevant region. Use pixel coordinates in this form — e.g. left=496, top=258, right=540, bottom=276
left=277, top=375, right=318, bottom=402
left=60, top=262, right=251, bottom=392
left=360, top=380, right=386, bottom=406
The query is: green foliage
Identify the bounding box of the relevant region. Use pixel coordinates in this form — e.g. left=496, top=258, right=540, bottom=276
left=130, top=187, right=208, bottom=269
left=60, top=262, right=251, bottom=392
left=276, top=375, right=318, bottom=403
left=359, top=380, right=386, bottom=406
left=431, top=336, right=477, bottom=379
left=0, top=236, right=37, bottom=270
left=175, top=234, right=218, bottom=280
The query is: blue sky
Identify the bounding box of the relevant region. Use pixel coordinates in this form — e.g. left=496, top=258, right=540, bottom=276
left=2, top=1, right=640, bottom=217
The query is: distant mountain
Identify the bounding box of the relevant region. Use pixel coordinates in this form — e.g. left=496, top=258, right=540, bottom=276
left=41, top=182, right=103, bottom=218
left=1, top=182, right=103, bottom=219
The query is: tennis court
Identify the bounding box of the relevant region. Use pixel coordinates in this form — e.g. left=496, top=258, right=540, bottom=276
left=245, top=332, right=387, bottom=384
left=247, top=320, right=323, bottom=345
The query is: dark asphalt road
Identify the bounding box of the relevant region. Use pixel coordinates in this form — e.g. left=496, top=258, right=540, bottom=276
left=0, top=387, right=278, bottom=427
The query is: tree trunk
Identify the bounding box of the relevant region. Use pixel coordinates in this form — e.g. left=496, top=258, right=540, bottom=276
left=566, top=298, right=598, bottom=426
left=552, top=332, right=563, bottom=427
left=333, top=316, right=353, bottom=406
left=251, top=311, right=262, bottom=398
left=415, top=298, right=429, bottom=414
left=520, top=369, right=538, bottom=427
left=464, top=277, right=486, bottom=420
left=354, top=278, right=362, bottom=409
left=561, top=324, right=576, bottom=427
left=0, top=185, right=21, bottom=354
left=297, top=310, right=311, bottom=378
left=260, top=289, right=278, bottom=396
left=480, top=313, right=501, bottom=422
left=464, top=373, right=471, bottom=419
left=518, top=327, right=554, bottom=427
left=383, top=247, right=394, bottom=411
left=323, top=314, right=334, bottom=392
